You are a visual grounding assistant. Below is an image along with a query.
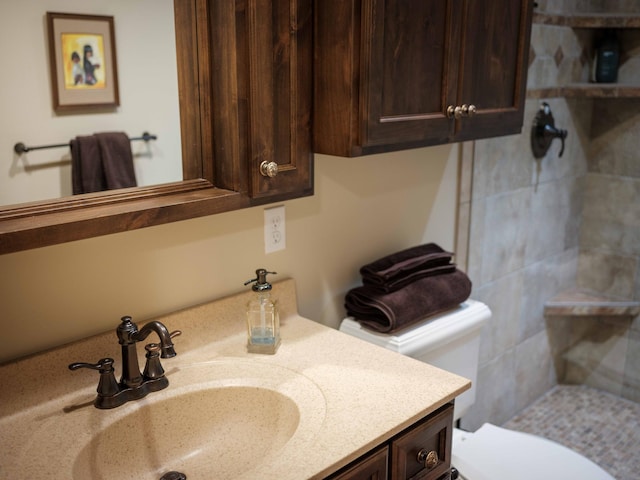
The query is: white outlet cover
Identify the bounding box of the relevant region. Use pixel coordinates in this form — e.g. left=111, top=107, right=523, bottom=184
left=264, top=205, right=286, bottom=254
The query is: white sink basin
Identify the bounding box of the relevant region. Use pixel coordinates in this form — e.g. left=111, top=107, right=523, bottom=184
left=18, top=359, right=327, bottom=480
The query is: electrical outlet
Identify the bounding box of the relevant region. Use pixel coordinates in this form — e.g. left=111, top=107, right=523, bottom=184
left=264, top=205, right=286, bottom=254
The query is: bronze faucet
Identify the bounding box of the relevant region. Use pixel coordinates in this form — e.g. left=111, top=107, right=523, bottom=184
left=69, top=316, right=181, bottom=409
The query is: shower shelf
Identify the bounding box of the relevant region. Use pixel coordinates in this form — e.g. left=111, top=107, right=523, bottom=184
left=544, top=288, right=640, bottom=317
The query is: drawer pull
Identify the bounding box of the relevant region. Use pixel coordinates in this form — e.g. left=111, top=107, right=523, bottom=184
left=416, top=449, right=439, bottom=469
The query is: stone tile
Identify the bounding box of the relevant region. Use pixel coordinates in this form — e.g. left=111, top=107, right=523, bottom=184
left=582, top=174, right=640, bottom=233
left=563, top=318, right=631, bottom=395
left=473, top=272, right=523, bottom=365
left=471, top=124, right=533, bottom=201
left=521, top=248, right=578, bottom=342
left=580, top=216, right=640, bottom=257
left=460, top=349, right=517, bottom=431
left=503, top=385, right=640, bottom=480
left=577, top=249, right=638, bottom=299
left=480, top=188, right=531, bottom=284
left=525, top=176, right=583, bottom=264
left=515, top=330, right=557, bottom=412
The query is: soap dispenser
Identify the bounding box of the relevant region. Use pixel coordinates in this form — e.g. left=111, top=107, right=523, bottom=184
left=244, top=269, right=280, bottom=354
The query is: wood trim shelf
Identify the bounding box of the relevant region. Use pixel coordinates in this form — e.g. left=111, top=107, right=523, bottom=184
left=533, top=12, right=640, bottom=29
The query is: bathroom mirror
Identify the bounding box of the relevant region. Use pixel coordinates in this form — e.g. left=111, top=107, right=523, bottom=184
left=0, top=0, right=248, bottom=254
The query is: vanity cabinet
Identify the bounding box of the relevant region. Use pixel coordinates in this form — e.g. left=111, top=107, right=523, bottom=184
left=313, top=0, right=534, bottom=156
left=326, top=403, right=454, bottom=480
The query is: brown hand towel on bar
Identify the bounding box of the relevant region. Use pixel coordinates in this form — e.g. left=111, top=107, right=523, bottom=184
left=95, top=132, right=137, bottom=190
left=360, top=243, right=456, bottom=293
left=71, top=135, right=107, bottom=194
left=345, top=268, right=472, bottom=333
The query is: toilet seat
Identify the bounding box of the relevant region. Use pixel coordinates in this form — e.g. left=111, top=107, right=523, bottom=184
left=452, top=424, right=615, bottom=480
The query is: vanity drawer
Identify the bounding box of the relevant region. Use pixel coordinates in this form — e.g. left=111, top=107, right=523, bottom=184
left=390, top=403, right=453, bottom=480
left=328, top=445, right=389, bottom=480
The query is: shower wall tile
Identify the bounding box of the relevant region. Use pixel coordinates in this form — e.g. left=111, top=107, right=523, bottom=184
left=480, top=188, right=531, bottom=284
left=520, top=248, right=579, bottom=343
left=515, top=330, right=557, bottom=412
left=577, top=250, right=638, bottom=299
left=563, top=319, right=631, bottom=396
left=583, top=173, right=640, bottom=225
left=581, top=174, right=640, bottom=249
left=471, top=125, right=533, bottom=201
left=525, top=175, right=583, bottom=264
left=460, top=349, right=517, bottom=432
left=474, top=272, right=523, bottom=366
left=580, top=216, right=640, bottom=257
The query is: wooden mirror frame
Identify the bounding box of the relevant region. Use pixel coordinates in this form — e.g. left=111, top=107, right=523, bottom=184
left=0, top=0, right=249, bottom=255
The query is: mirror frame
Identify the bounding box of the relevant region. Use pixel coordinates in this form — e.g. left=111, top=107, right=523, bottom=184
left=0, top=0, right=249, bottom=255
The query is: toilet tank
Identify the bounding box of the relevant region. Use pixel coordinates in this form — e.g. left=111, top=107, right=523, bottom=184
left=339, top=300, right=491, bottom=422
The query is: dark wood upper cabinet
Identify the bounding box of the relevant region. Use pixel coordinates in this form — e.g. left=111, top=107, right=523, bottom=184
left=211, top=0, right=314, bottom=204
left=313, top=0, right=534, bottom=157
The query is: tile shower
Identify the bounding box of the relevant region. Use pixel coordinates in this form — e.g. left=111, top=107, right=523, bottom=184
left=456, top=0, right=640, bottom=447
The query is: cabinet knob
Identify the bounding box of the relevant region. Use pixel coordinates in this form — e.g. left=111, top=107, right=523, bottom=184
left=462, top=104, right=477, bottom=117
left=447, top=104, right=477, bottom=119
left=446, top=105, right=463, bottom=119
left=417, top=449, right=439, bottom=469
left=260, top=160, right=279, bottom=178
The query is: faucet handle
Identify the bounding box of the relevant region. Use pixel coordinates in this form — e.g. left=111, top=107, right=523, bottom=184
left=69, top=357, right=115, bottom=373
left=69, top=358, right=120, bottom=399
left=143, top=343, right=165, bottom=380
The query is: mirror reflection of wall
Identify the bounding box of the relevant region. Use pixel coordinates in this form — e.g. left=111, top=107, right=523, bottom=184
left=1, top=0, right=182, bottom=206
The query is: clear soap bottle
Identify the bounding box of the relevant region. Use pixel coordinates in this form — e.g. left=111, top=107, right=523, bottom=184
left=244, top=269, right=280, bottom=354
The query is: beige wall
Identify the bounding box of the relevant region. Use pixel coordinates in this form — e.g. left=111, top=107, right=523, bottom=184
left=0, top=146, right=459, bottom=362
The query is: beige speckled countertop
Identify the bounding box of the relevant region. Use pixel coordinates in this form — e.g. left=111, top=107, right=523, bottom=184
left=0, top=279, right=470, bottom=479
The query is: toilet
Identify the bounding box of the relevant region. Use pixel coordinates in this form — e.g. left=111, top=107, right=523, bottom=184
left=339, top=300, right=615, bottom=480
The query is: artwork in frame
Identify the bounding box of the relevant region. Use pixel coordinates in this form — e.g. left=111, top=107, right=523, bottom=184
left=47, top=12, right=119, bottom=112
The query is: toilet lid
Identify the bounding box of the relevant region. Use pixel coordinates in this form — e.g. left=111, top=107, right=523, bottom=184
left=452, top=424, right=615, bottom=480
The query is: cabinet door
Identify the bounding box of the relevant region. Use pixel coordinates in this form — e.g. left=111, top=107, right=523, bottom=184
left=361, top=0, right=462, bottom=150
left=246, top=0, right=313, bottom=203
left=328, top=446, right=389, bottom=480
left=453, top=0, right=533, bottom=142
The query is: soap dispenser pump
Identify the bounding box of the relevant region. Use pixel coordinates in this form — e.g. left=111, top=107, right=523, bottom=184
left=244, top=269, right=280, bottom=354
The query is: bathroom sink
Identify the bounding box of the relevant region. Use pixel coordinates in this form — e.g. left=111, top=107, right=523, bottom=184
left=73, top=386, right=300, bottom=479
left=17, top=359, right=327, bottom=480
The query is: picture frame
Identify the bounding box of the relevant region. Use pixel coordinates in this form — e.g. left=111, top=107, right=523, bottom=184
left=46, top=12, right=120, bottom=112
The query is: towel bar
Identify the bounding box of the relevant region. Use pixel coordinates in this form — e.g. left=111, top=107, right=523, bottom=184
left=14, top=132, right=157, bottom=155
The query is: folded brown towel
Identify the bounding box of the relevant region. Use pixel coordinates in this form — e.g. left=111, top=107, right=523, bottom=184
left=360, top=243, right=455, bottom=293
left=345, top=268, right=472, bottom=333
left=70, top=132, right=136, bottom=194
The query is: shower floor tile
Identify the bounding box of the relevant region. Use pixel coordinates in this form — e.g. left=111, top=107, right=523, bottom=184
left=503, top=384, right=640, bottom=480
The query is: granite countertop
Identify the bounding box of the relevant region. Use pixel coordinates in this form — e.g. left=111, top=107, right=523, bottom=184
left=0, top=279, right=470, bottom=479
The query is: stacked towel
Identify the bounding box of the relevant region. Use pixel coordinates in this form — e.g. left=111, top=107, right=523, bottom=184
left=345, top=243, right=471, bottom=333
left=71, top=132, right=137, bottom=194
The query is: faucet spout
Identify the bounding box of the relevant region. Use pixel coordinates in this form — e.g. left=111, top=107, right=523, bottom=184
left=133, top=320, right=179, bottom=358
